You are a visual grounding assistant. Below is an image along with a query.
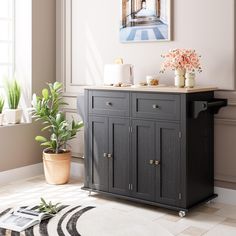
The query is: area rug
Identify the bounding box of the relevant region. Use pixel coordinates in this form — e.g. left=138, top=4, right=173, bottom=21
left=0, top=204, right=173, bottom=236
left=0, top=205, right=95, bottom=236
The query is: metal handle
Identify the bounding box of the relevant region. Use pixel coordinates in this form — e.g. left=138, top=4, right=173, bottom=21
left=155, top=160, right=160, bottom=166
left=107, top=153, right=112, bottom=158
left=106, top=102, right=112, bottom=106
left=149, top=160, right=154, bottom=165
left=103, top=153, right=108, bottom=158
left=152, top=104, right=159, bottom=109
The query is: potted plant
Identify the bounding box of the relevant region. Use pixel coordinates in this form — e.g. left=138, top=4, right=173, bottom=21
left=32, top=82, right=83, bottom=185
left=5, top=79, right=22, bottom=124
left=160, top=49, right=202, bottom=88
left=0, top=96, right=4, bottom=126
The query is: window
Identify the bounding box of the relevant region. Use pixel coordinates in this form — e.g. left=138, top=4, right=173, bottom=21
left=0, top=0, right=32, bottom=123
left=0, top=0, right=15, bottom=83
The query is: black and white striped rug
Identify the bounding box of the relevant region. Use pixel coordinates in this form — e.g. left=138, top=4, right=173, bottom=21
left=0, top=205, right=95, bottom=236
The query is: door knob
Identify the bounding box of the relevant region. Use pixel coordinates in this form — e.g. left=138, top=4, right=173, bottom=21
left=106, top=102, right=112, bottom=106
left=103, top=153, right=108, bottom=158
left=149, top=160, right=154, bottom=165
left=107, top=153, right=112, bottom=158
left=152, top=104, right=159, bottom=109
left=155, top=160, right=160, bottom=166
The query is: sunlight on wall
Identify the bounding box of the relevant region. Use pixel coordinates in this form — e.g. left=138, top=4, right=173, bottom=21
left=85, top=26, right=104, bottom=86
left=15, top=0, right=32, bottom=122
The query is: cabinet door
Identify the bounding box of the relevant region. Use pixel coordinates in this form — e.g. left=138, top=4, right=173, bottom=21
left=89, top=116, right=109, bottom=191
left=108, top=118, right=130, bottom=196
left=156, top=122, right=181, bottom=206
left=131, top=120, right=156, bottom=201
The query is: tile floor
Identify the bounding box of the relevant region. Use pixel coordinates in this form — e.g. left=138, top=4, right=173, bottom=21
left=0, top=176, right=236, bottom=236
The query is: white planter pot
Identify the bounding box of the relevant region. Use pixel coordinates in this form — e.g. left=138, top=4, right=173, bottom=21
left=5, top=109, right=23, bottom=124
left=174, top=69, right=185, bottom=88
left=185, top=72, right=196, bottom=88
left=0, top=114, right=4, bottom=126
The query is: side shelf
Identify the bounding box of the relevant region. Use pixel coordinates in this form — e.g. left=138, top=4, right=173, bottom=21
left=192, top=99, right=227, bottom=119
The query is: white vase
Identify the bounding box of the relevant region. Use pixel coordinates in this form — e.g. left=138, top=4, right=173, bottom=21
left=185, top=72, right=196, bottom=88
left=174, top=69, right=185, bottom=88
left=0, top=113, right=4, bottom=126
left=5, top=108, right=23, bottom=124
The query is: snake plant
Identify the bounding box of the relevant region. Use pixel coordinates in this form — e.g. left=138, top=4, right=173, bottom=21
left=5, top=80, right=21, bottom=109
left=32, top=82, right=83, bottom=154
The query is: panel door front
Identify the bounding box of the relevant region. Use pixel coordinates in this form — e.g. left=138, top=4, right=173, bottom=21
left=108, top=118, right=130, bottom=196
left=155, top=122, right=181, bottom=206
left=89, top=116, right=109, bottom=191
left=131, top=120, right=156, bottom=201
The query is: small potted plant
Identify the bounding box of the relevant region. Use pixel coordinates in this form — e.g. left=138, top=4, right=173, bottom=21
left=32, top=82, right=83, bottom=185
left=0, top=96, right=4, bottom=126
left=5, top=79, right=22, bottom=124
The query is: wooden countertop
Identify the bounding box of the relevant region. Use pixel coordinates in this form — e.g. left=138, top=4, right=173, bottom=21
left=84, top=86, right=218, bottom=94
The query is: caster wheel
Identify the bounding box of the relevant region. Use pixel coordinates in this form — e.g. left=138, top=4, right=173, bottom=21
left=179, top=211, right=186, bottom=218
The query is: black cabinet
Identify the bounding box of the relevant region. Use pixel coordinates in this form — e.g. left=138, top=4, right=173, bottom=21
left=89, top=116, right=108, bottom=191
left=131, top=120, right=156, bottom=202
left=88, top=116, right=130, bottom=195
left=156, top=122, right=181, bottom=206
left=108, top=118, right=130, bottom=196
left=131, top=120, right=181, bottom=206
left=82, top=89, right=227, bottom=216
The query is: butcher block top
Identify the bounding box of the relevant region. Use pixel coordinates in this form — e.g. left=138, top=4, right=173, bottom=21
left=84, top=86, right=218, bottom=94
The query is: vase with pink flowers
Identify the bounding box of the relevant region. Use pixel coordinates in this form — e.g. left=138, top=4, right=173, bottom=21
left=160, top=49, right=202, bottom=88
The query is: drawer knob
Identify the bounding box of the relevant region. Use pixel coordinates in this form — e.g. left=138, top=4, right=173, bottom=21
left=149, top=160, right=154, bottom=165
left=106, top=102, right=112, bottom=106
left=155, top=160, right=160, bottom=166
left=152, top=104, right=159, bottom=109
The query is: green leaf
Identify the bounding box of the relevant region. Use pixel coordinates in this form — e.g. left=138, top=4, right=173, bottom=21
left=53, top=82, right=62, bottom=91
left=42, top=88, right=49, bottom=99
left=35, top=136, right=47, bottom=142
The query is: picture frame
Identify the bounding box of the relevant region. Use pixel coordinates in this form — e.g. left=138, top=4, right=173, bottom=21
left=120, top=0, right=172, bottom=43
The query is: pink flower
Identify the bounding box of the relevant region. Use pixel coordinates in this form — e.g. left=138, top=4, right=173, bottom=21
left=160, top=48, right=202, bottom=73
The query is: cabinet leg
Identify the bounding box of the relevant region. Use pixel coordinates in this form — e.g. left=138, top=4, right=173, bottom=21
left=179, top=211, right=186, bottom=218
left=88, top=190, right=92, bottom=197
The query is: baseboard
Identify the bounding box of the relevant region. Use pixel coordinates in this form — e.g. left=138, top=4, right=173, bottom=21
left=71, top=161, right=84, bottom=180
left=214, top=187, right=236, bottom=205
left=0, top=163, right=43, bottom=186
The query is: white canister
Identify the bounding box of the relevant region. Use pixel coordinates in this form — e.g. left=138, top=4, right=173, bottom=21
left=185, top=72, right=196, bottom=88
left=174, top=69, right=185, bottom=88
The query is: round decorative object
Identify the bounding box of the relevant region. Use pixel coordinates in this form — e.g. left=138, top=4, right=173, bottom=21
left=185, top=72, right=196, bottom=88
left=174, top=69, right=185, bottom=88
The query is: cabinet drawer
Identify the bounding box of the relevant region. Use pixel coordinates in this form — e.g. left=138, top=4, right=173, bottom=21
left=89, top=91, right=130, bottom=117
left=132, top=93, right=180, bottom=120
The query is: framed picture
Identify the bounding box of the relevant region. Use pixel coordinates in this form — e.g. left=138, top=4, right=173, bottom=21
left=120, top=0, right=171, bottom=43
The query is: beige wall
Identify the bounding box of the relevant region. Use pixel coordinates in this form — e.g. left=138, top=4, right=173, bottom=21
left=214, top=91, right=236, bottom=190
left=0, top=0, right=56, bottom=172
left=69, top=0, right=235, bottom=90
